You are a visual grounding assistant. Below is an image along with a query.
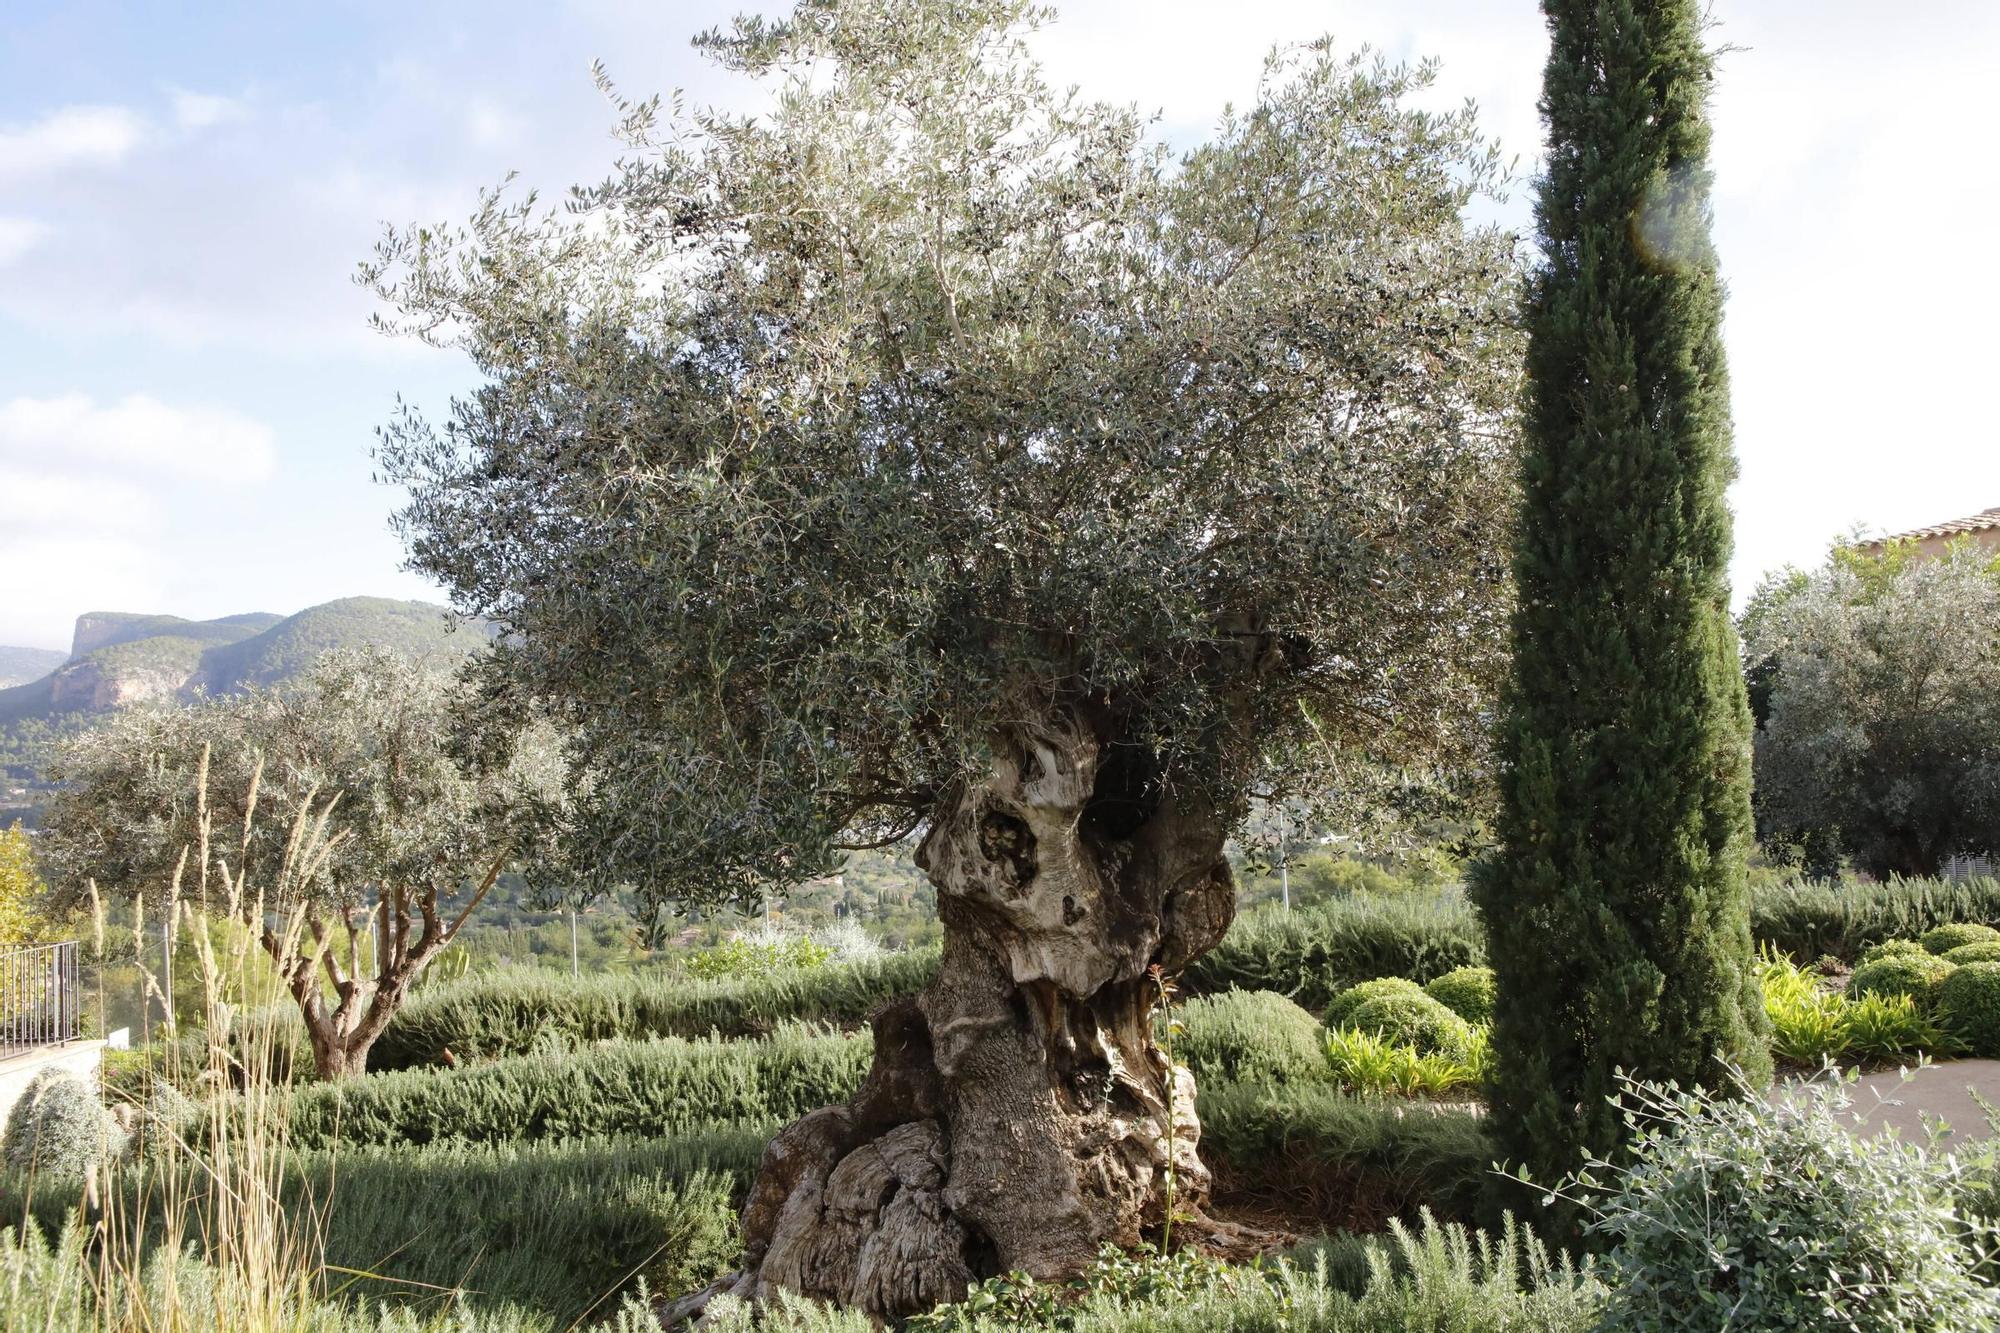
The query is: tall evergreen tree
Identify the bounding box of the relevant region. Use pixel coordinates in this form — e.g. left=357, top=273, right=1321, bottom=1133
left=1475, top=0, right=1770, bottom=1191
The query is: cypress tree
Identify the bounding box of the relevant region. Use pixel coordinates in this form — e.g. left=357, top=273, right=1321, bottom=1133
left=1475, top=0, right=1771, bottom=1191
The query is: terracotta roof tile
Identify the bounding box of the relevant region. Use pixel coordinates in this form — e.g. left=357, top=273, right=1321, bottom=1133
left=1877, top=506, right=2000, bottom=544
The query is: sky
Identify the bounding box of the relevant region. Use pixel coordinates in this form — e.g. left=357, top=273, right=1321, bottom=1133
left=1, top=0, right=1995, bottom=651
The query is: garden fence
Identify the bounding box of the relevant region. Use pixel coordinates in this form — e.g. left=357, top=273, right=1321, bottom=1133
left=0, top=941, right=80, bottom=1058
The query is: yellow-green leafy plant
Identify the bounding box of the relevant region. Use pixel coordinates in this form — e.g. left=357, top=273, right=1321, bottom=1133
left=1324, top=1026, right=1483, bottom=1100
left=684, top=933, right=836, bottom=980
left=1844, top=992, right=1949, bottom=1064
left=1759, top=948, right=1850, bottom=1065
left=0, top=824, right=51, bottom=945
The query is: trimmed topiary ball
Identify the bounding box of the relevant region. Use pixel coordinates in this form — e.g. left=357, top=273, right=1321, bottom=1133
left=1922, top=923, right=2000, bottom=957
left=1324, top=977, right=1428, bottom=1028
left=1342, top=990, right=1474, bottom=1061
left=1939, top=962, right=2000, bottom=1057
left=1423, top=966, right=1496, bottom=1024
left=1848, top=953, right=1955, bottom=1005
left=1, top=1070, right=127, bottom=1182
left=1858, top=939, right=1927, bottom=967
left=1171, top=990, right=1332, bottom=1086
left=1945, top=941, right=2000, bottom=967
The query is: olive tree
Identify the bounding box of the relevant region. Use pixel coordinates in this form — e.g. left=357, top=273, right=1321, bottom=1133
left=367, top=0, right=1521, bottom=1314
left=1743, top=542, right=2000, bottom=878
left=40, top=649, right=552, bottom=1079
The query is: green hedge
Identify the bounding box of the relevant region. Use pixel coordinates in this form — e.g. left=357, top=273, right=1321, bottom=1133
left=1197, top=1081, right=1494, bottom=1226
left=370, top=950, right=938, bottom=1071
left=1750, top=877, right=2000, bottom=962
left=285, top=1027, right=869, bottom=1150
left=0, top=1130, right=764, bottom=1325
left=309, top=1136, right=746, bottom=1321
left=1185, top=892, right=1486, bottom=1010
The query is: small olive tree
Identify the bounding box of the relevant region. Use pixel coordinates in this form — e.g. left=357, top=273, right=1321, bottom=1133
left=366, top=0, right=1521, bottom=1314
left=1743, top=541, right=2000, bottom=878
left=39, top=649, right=553, bottom=1078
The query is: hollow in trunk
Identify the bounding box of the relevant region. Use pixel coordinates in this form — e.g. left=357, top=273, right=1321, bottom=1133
left=672, top=714, right=1242, bottom=1322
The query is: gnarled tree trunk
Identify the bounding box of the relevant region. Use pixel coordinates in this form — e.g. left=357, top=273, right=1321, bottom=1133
left=673, top=713, right=1240, bottom=1323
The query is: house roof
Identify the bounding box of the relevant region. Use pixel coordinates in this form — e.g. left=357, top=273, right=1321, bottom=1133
left=1874, top=505, right=2000, bottom=545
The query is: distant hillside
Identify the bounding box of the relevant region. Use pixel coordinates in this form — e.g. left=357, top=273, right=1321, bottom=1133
left=0, top=647, right=66, bottom=688
left=195, top=598, right=483, bottom=692
left=1, top=598, right=492, bottom=813
left=70, top=610, right=277, bottom=657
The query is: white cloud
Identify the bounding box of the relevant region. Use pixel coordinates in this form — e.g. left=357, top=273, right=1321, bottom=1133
left=464, top=99, right=526, bottom=150
left=0, top=533, right=166, bottom=649
left=0, top=216, right=50, bottom=266
left=169, top=88, right=249, bottom=132
left=0, top=469, right=156, bottom=533
left=0, top=394, right=278, bottom=483
left=0, top=104, right=146, bottom=180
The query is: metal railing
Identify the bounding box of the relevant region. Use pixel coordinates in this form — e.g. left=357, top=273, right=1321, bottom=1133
left=0, top=941, right=80, bottom=1058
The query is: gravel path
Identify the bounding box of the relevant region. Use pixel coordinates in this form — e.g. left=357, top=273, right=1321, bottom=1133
left=1786, top=1059, right=2000, bottom=1145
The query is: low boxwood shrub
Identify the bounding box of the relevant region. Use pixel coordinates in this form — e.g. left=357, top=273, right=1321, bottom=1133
left=1847, top=952, right=1955, bottom=1004
left=1859, top=938, right=1928, bottom=966
left=1422, top=967, right=1495, bottom=1024
left=1572, top=1073, right=2000, bottom=1330
left=1342, top=992, right=1473, bottom=1062
left=1939, top=962, right=2000, bottom=1058
left=1946, top=941, right=2000, bottom=966
left=371, top=948, right=938, bottom=1071
left=1924, top=923, right=2000, bottom=957
left=282, top=1026, right=869, bottom=1150
left=1324, top=978, right=1429, bottom=1029
left=1173, top=991, right=1329, bottom=1086
left=1184, top=891, right=1484, bottom=1010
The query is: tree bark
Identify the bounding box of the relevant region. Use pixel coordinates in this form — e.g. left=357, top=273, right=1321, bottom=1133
left=262, top=856, right=506, bottom=1081
left=674, top=713, right=1240, bottom=1323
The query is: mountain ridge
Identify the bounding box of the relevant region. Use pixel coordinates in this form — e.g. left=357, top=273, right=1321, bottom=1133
left=3, top=596, right=494, bottom=820
left=1, top=595, right=491, bottom=740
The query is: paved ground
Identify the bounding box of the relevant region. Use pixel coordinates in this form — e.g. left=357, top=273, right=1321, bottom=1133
left=1783, top=1059, right=2000, bottom=1146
